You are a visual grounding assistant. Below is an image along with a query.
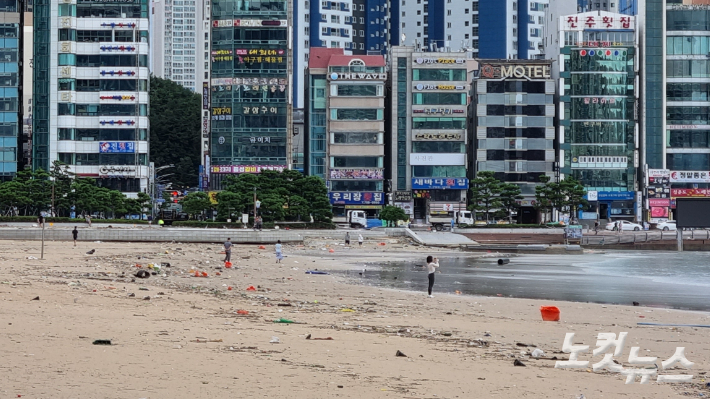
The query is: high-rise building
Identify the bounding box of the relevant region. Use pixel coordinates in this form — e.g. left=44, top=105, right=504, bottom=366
left=395, top=0, right=480, bottom=56
left=351, top=0, right=388, bottom=55
left=578, top=0, right=637, bottom=14
left=32, top=0, right=151, bottom=195
left=151, top=0, right=208, bottom=93
left=207, top=0, right=292, bottom=189
left=22, top=4, right=32, bottom=173
left=642, top=0, right=710, bottom=220
left=0, top=0, right=22, bottom=181
left=478, top=0, right=549, bottom=59
left=388, top=46, right=474, bottom=223
left=292, top=0, right=388, bottom=109
left=473, top=60, right=556, bottom=223
left=558, top=11, right=639, bottom=222
left=305, top=48, right=387, bottom=218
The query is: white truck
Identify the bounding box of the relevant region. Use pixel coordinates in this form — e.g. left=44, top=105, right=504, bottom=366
left=333, top=210, right=369, bottom=228
left=428, top=210, right=474, bottom=231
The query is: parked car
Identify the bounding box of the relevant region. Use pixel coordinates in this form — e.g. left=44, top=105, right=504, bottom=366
left=605, top=220, right=643, bottom=231
left=656, top=221, right=677, bottom=231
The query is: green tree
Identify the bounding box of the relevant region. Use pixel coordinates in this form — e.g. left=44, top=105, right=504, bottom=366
left=534, top=175, right=553, bottom=224
left=215, top=191, right=243, bottom=221
left=559, top=176, right=587, bottom=221
left=179, top=192, right=212, bottom=218
left=499, top=183, right=523, bottom=224
left=149, top=76, right=201, bottom=187
left=469, top=171, right=502, bottom=223
left=379, top=205, right=408, bottom=226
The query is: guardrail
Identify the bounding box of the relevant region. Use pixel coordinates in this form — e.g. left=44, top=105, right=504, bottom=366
left=581, top=230, right=709, bottom=245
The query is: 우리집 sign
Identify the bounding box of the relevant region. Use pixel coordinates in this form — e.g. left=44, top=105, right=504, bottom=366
left=99, top=141, right=135, bottom=153
left=411, top=178, right=469, bottom=190
left=328, top=192, right=384, bottom=205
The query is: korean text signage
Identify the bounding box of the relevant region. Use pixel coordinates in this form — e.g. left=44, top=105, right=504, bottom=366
left=99, top=165, right=136, bottom=177
left=415, top=84, right=465, bottom=91
left=597, top=191, right=635, bottom=201
left=410, top=153, right=465, bottom=166
left=210, top=165, right=287, bottom=174
left=329, top=169, right=383, bottom=180
left=671, top=188, right=710, bottom=198
left=479, top=64, right=552, bottom=80
left=202, top=82, right=209, bottom=110
left=412, top=108, right=465, bottom=115
left=670, top=171, right=710, bottom=183
left=415, top=58, right=465, bottom=65
left=394, top=191, right=412, bottom=202
left=99, top=141, right=134, bottom=153
left=564, top=14, right=633, bottom=30
left=412, top=178, right=469, bottom=190
left=649, top=199, right=671, bottom=207
left=329, top=72, right=387, bottom=80
left=414, top=132, right=462, bottom=141
left=212, top=19, right=287, bottom=27
left=329, top=192, right=384, bottom=205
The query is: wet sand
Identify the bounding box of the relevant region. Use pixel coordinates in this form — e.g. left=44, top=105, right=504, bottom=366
left=1, top=239, right=709, bottom=398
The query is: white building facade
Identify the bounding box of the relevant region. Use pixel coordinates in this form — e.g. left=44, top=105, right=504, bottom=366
left=33, top=0, right=151, bottom=196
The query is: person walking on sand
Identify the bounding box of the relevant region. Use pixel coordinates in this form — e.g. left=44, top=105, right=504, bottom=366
left=72, top=226, right=78, bottom=247
left=37, top=214, right=44, bottom=229
left=358, top=234, right=363, bottom=247
left=84, top=214, right=92, bottom=227
left=275, top=239, right=283, bottom=263
left=345, top=232, right=350, bottom=246
left=223, top=237, right=232, bottom=263
left=426, top=255, right=439, bottom=298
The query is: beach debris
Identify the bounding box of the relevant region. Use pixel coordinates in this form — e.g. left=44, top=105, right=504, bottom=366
left=259, top=245, right=266, bottom=250
left=337, top=385, right=344, bottom=388
left=306, top=270, right=329, bottom=275
left=516, top=343, right=536, bottom=348
left=128, top=293, right=135, bottom=297
left=92, top=339, right=112, bottom=345
left=395, top=350, right=407, bottom=357
left=138, top=287, right=149, bottom=291
left=442, top=332, right=452, bottom=337
left=134, top=270, right=150, bottom=279
left=270, top=336, right=280, bottom=343
left=86, top=249, right=96, bottom=255
left=278, top=303, right=292, bottom=307
left=531, top=348, right=545, bottom=358
left=31, top=296, right=39, bottom=301
left=340, top=308, right=355, bottom=312
left=161, top=262, right=171, bottom=267
left=514, top=359, right=526, bottom=367
left=497, top=258, right=510, bottom=265
left=273, top=318, right=294, bottom=324
left=143, top=296, right=150, bottom=300
left=236, top=310, right=249, bottom=315
left=306, top=334, right=333, bottom=340
left=26, top=256, right=37, bottom=260
left=540, top=306, right=560, bottom=321
left=633, top=301, right=640, bottom=306
left=484, top=332, right=492, bottom=337
left=246, top=286, right=256, bottom=291
left=227, top=286, right=233, bottom=291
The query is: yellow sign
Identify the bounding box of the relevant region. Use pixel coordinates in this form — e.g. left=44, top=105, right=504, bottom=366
left=208, top=191, right=219, bottom=205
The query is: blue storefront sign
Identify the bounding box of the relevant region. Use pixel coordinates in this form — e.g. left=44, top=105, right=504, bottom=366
left=329, top=192, right=384, bottom=205
left=99, top=141, right=135, bottom=153
left=585, top=191, right=635, bottom=201
left=411, top=177, right=469, bottom=190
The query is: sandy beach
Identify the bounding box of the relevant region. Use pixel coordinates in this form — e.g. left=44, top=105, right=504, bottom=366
left=1, top=236, right=709, bottom=398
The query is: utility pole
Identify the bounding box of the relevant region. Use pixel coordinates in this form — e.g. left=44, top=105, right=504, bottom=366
left=253, top=186, right=257, bottom=227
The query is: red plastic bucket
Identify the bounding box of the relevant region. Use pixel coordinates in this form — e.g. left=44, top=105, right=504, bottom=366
left=225, top=261, right=232, bottom=268
left=540, top=306, right=560, bottom=321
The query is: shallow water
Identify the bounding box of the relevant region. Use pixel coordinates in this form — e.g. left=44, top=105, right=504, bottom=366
left=337, top=251, right=710, bottom=311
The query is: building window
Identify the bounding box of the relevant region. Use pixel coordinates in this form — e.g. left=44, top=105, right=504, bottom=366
left=513, top=1, right=517, bottom=10
left=447, top=9, right=451, bottom=15
left=465, top=8, right=469, bottom=13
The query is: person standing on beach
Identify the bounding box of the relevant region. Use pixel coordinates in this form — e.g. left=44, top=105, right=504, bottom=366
left=37, top=214, right=44, bottom=228
left=275, top=239, right=283, bottom=263
left=223, top=238, right=232, bottom=263
left=72, top=226, right=78, bottom=247
left=358, top=234, right=363, bottom=247
left=426, top=255, right=439, bottom=298
left=345, top=232, right=350, bottom=246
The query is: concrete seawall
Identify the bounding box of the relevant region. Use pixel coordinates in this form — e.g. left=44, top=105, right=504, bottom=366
left=0, top=226, right=408, bottom=244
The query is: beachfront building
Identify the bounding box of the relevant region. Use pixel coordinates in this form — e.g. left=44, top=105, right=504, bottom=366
left=207, top=0, right=292, bottom=190
left=151, top=0, right=208, bottom=93
left=641, top=0, right=710, bottom=221
left=0, top=2, right=22, bottom=181
left=305, top=48, right=386, bottom=218
left=558, top=11, right=639, bottom=222
left=32, top=0, right=151, bottom=195
left=472, top=60, right=556, bottom=224
left=387, top=46, right=475, bottom=223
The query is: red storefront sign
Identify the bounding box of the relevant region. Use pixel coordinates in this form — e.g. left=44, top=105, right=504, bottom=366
left=670, top=188, right=710, bottom=197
